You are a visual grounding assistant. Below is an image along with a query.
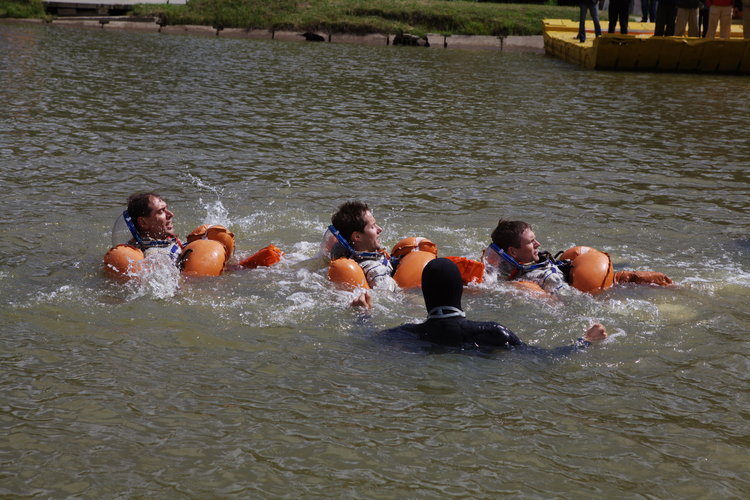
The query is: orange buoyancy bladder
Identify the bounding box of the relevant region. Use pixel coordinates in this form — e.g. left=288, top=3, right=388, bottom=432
left=393, top=250, right=436, bottom=289
left=390, top=237, right=438, bottom=260
left=180, top=239, right=227, bottom=276
left=561, top=246, right=614, bottom=293
left=187, top=224, right=235, bottom=259
left=444, top=256, right=485, bottom=285
left=559, top=245, right=595, bottom=262
left=328, top=258, right=370, bottom=289
left=238, top=244, right=283, bottom=269
left=103, top=244, right=145, bottom=280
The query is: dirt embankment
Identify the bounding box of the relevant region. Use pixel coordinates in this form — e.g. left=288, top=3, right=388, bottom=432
left=2, top=17, right=544, bottom=52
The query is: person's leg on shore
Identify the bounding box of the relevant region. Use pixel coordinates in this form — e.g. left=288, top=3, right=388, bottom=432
left=578, top=3, right=588, bottom=41
left=665, top=3, right=677, bottom=35
left=706, top=6, right=721, bottom=39
left=718, top=5, right=732, bottom=39
left=609, top=0, right=619, bottom=32
left=699, top=6, right=709, bottom=36
left=591, top=2, right=603, bottom=36
left=675, top=8, right=688, bottom=36
left=654, top=2, right=666, bottom=35
left=619, top=0, right=630, bottom=34
left=686, top=8, right=699, bottom=37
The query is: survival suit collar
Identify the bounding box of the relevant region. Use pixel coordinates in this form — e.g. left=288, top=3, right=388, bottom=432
left=427, top=306, right=466, bottom=320
left=124, top=209, right=183, bottom=251
left=136, top=236, right=183, bottom=249
left=488, top=243, right=551, bottom=273
left=328, top=224, right=385, bottom=261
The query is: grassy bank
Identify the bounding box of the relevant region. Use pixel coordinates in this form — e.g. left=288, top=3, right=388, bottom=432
left=0, top=0, right=579, bottom=37
left=132, top=0, right=578, bottom=36
left=0, top=0, right=46, bottom=18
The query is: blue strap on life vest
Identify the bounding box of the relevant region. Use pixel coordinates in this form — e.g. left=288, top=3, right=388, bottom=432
left=488, top=243, right=561, bottom=273
left=124, top=209, right=182, bottom=261
left=123, top=210, right=144, bottom=246
left=328, top=225, right=387, bottom=264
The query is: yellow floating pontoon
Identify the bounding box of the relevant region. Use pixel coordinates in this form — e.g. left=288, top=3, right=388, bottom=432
left=543, top=19, right=750, bottom=74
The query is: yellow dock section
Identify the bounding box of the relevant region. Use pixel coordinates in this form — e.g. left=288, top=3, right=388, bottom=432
left=543, top=19, right=750, bottom=74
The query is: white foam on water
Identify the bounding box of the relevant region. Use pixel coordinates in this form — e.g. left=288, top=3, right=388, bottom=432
left=604, top=328, right=628, bottom=342
left=128, top=253, right=181, bottom=300
left=199, top=198, right=231, bottom=227
left=234, top=212, right=266, bottom=232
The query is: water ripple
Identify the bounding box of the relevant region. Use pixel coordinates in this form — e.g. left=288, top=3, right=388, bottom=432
left=1, top=21, right=749, bottom=498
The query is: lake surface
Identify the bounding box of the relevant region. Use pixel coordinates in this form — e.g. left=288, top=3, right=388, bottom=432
left=1, top=21, right=749, bottom=498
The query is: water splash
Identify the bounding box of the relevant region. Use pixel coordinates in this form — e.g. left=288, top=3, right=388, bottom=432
left=183, top=171, right=232, bottom=227
left=199, top=198, right=231, bottom=227
left=128, top=253, right=181, bottom=300
left=184, top=171, right=223, bottom=197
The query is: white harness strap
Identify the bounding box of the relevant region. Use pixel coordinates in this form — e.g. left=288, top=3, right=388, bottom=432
left=427, top=306, right=466, bottom=320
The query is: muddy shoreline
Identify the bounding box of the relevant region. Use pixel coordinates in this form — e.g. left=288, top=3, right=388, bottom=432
left=2, top=17, right=545, bottom=53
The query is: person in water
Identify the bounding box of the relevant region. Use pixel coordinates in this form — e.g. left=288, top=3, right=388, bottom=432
left=484, top=219, right=673, bottom=293
left=123, top=192, right=184, bottom=261
left=381, top=258, right=607, bottom=351
left=329, top=200, right=398, bottom=296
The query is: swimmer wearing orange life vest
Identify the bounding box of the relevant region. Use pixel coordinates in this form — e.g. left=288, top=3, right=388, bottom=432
left=105, top=192, right=278, bottom=279
left=118, top=192, right=184, bottom=262
left=326, top=201, right=398, bottom=307
left=483, top=220, right=673, bottom=294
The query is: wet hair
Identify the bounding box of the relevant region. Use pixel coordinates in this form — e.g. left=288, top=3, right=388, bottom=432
left=491, top=220, right=532, bottom=250
left=421, top=258, right=463, bottom=312
left=331, top=200, right=370, bottom=242
left=127, top=192, right=161, bottom=232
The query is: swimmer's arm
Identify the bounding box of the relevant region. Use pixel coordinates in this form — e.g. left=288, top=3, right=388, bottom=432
left=614, top=271, right=673, bottom=286
left=360, top=260, right=398, bottom=292
left=516, top=323, right=607, bottom=354
left=485, top=323, right=526, bottom=347
left=577, top=323, right=607, bottom=345
left=487, top=322, right=603, bottom=348
left=352, top=262, right=397, bottom=308
left=502, top=325, right=525, bottom=347
left=350, top=291, right=373, bottom=309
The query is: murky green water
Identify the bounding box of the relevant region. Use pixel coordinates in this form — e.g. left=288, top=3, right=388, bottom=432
left=1, top=21, right=749, bottom=498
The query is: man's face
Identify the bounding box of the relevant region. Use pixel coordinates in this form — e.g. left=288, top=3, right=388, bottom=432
left=351, top=210, right=382, bottom=252
left=507, top=228, right=540, bottom=264
left=137, top=196, right=174, bottom=239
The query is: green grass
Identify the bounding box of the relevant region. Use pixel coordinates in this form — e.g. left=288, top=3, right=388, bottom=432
left=0, top=0, right=46, bottom=18
left=1, top=0, right=580, bottom=36
left=131, top=0, right=578, bottom=37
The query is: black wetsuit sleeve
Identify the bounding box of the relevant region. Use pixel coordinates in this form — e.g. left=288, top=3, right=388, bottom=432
left=496, top=323, right=525, bottom=346
left=465, top=321, right=526, bottom=349
left=515, top=337, right=591, bottom=356
left=472, top=321, right=593, bottom=355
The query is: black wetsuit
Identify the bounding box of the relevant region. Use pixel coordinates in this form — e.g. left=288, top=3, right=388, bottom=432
left=379, top=258, right=591, bottom=355
left=382, top=317, right=590, bottom=355
left=383, top=317, right=523, bottom=350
